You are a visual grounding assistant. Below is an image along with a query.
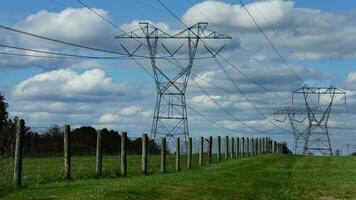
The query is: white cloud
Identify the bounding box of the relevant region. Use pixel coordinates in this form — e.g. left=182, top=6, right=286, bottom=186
left=98, top=114, right=120, bottom=124
left=182, top=0, right=294, bottom=29
left=98, top=105, right=151, bottom=124
left=12, top=68, right=135, bottom=102
left=119, top=105, right=143, bottom=116
left=16, top=102, right=94, bottom=113
left=182, top=0, right=356, bottom=61
left=0, top=7, right=124, bottom=70
left=191, top=95, right=222, bottom=109
left=18, top=8, right=115, bottom=49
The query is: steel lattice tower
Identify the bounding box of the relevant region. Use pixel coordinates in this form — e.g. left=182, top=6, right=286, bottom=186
left=292, top=86, right=346, bottom=156
left=343, top=144, right=356, bottom=155
left=116, top=22, right=230, bottom=145
left=273, top=107, right=307, bottom=154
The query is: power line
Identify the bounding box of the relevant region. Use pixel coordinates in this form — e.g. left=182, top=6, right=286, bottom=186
left=74, top=0, right=126, bottom=31
left=157, top=0, right=293, bottom=104
left=132, top=57, right=253, bottom=134
left=184, top=0, right=292, bottom=103
left=166, top=56, right=280, bottom=133
left=238, top=0, right=304, bottom=83
left=187, top=0, right=289, bottom=102
left=0, top=24, right=128, bottom=56
left=0, top=24, right=200, bottom=60
left=249, top=0, right=326, bottom=85
left=214, top=57, right=292, bottom=133
left=0, top=44, right=133, bottom=60
left=192, top=78, right=275, bottom=134
left=157, top=0, right=294, bottom=133
left=73, top=0, right=289, bottom=134
left=74, top=0, right=280, bottom=106
left=0, top=51, right=81, bottom=59
left=133, top=54, right=272, bottom=134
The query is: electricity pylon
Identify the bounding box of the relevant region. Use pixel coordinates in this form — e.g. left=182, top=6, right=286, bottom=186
left=273, top=107, right=307, bottom=154
left=292, top=85, right=346, bottom=156
left=343, top=144, right=356, bottom=155
left=116, top=22, right=230, bottom=145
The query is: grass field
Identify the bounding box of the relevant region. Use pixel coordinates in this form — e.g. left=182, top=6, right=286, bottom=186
left=1, top=155, right=356, bottom=199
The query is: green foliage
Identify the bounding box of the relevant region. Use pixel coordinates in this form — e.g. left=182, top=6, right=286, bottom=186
left=0, top=93, right=17, bottom=158
left=0, top=92, right=8, bottom=129
left=1, top=124, right=161, bottom=157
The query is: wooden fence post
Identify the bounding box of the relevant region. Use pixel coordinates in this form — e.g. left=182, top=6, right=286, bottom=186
left=230, top=137, right=234, bottom=159
left=266, top=137, right=268, bottom=154
left=96, top=129, right=103, bottom=176
left=142, top=133, right=148, bottom=174
left=187, top=137, right=192, bottom=169
left=259, top=138, right=262, bottom=155
left=241, top=137, right=245, bottom=157
left=176, top=138, right=180, bottom=171
left=255, top=138, right=258, bottom=156
left=161, top=138, right=166, bottom=173
left=208, top=136, right=212, bottom=163
left=217, top=136, right=221, bottom=162
left=236, top=137, right=240, bottom=157
left=251, top=138, right=254, bottom=156
left=13, top=119, right=24, bottom=187
left=246, top=137, right=250, bottom=156
left=121, top=132, right=127, bottom=177
left=199, top=137, right=204, bottom=166
left=255, top=138, right=258, bottom=155
left=225, top=136, right=229, bottom=159
left=63, top=125, right=71, bottom=179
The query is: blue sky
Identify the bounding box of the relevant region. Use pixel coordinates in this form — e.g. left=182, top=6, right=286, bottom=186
left=0, top=0, right=354, bottom=86
left=1, top=0, right=356, bottom=154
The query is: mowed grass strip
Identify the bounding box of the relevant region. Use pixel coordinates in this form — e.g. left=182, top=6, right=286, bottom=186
left=1, top=155, right=356, bottom=200
left=0, top=154, right=213, bottom=195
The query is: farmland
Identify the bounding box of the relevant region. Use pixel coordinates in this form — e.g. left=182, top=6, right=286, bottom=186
left=1, top=155, right=356, bottom=199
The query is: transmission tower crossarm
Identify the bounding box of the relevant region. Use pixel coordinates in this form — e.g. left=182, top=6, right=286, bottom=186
left=115, top=22, right=231, bottom=40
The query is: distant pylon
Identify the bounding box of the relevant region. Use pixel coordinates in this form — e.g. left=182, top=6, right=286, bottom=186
left=273, top=107, right=307, bottom=154
left=342, top=144, right=356, bottom=155
left=116, top=22, right=231, bottom=146
left=292, top=85, right=346, bottom=156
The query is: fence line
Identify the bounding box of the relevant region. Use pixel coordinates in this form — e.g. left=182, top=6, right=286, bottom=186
left=9, top=120, right=291, bottom=188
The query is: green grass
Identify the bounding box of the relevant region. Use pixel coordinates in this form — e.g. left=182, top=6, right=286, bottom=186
left=1, top=155, right=356, bottom=199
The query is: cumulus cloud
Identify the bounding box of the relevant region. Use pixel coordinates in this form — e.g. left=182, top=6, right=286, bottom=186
left=0, top=7, right=129, bottom=70
left=183, top=0, right=294, bottom=30
left=17, top=8, right=117, bottom=49
left=12, top=68, right=137, bottom=102
left=98, top=113, right=121, bottom=124
left=182, top=0, right=356, bottom=61
left=98, top=105, right=151, bottom=125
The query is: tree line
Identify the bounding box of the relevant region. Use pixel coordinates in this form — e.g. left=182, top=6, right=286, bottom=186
left=0, top=93, right=160, bottom=158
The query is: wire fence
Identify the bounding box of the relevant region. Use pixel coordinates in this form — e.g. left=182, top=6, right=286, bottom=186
left=0, top=121, right=289, bottom=194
